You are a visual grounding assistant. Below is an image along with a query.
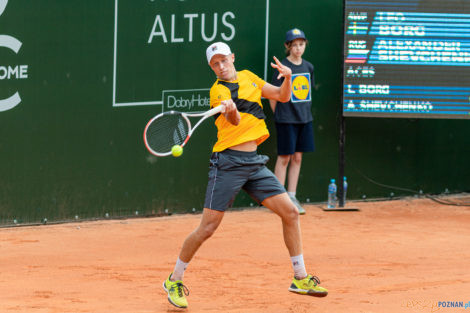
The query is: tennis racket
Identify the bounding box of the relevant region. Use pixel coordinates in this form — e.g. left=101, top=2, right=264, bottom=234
left=143, top=105, right=223, bottom=157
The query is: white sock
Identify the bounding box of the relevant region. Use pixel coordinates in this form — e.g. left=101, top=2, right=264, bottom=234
left=290, top=254, right=307, bottom=279
left=288, top=191, right=296, bottom=198
left=171, top=258, right=189, bottom=281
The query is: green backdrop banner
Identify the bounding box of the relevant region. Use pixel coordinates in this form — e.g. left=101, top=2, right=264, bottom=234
left=0, top=0, right=468, bottom=225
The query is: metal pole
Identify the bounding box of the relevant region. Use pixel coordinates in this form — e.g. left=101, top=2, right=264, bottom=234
left=338, top=0, right=347, bottom=207
left=338, top=115, right=345, bottom=207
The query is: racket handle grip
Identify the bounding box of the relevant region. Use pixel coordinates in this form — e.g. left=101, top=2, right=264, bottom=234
left=207, top=105, right=224, bottom=116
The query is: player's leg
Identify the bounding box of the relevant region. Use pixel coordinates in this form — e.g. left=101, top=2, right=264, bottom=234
left=262, top=193, right=327, bottom=297
left=174, top=150, right=244, bottom=271
left=164, top=150, right=247, bottom=308
left=262, top=193, right=302, bottom=256
left=246, top=161, right=327, bottom=297
left=177, top=208, right=224, bottom=265
left=163, top=208, right=224, bottom=308
left=244, top=167, right=303, bottom=258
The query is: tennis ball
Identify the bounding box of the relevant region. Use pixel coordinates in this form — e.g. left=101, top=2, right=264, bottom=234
left=171, top=145, right=183, bottom=157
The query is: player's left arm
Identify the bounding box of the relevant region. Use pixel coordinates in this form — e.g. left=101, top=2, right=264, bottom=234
left=262, top=56, right=292, bottom=102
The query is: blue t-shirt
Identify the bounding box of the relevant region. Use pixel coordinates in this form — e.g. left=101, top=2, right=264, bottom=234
left=271, top=58, right=315, bottom=124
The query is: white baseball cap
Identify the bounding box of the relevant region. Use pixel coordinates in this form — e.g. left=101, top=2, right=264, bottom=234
left=206, top=42, right=232, bottom=64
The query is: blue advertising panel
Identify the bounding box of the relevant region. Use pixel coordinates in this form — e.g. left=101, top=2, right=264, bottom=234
left=343, top=0, right=470, bottom=119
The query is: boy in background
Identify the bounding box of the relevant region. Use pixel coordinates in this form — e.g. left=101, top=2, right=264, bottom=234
left=269, top=28, right=316, bottom=215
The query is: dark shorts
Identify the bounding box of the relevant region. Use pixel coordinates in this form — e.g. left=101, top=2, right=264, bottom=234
left=203, top=149, right=286, bottom=211
left=275, top=121, right=315, bottom=155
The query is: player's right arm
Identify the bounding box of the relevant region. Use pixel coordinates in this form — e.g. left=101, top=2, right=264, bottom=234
left=220, top=99, right=240, bottom=125
left=210, top=84, right=240, bottom=126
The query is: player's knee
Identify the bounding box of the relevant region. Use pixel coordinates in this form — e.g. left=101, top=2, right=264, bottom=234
left=197, top=224, right=218, bottom=240
left=283, top=205, right=299, bottom=223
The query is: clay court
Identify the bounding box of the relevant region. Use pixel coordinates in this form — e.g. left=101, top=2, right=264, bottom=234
left=1, top=196, right=469, bottom=313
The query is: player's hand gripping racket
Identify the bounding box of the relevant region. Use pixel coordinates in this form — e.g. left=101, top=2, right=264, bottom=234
left=143, top=105, right=223, bottom=157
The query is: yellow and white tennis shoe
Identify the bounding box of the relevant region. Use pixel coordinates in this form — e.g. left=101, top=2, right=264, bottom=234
left=163, top=273, right=189, bottom=308
left=289, top=275, right=328, bottom=297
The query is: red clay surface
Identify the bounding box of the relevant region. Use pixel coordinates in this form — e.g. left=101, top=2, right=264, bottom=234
left=1, top=196, right=469, bottom=313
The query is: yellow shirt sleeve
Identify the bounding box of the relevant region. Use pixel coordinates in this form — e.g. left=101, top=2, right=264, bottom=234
left=210, top=83, right=232, bottom=108
left=243, top=70, right=266, bottom=90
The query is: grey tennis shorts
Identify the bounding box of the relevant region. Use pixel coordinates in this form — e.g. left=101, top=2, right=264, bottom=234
left=203, top=149, right=286, bottom=211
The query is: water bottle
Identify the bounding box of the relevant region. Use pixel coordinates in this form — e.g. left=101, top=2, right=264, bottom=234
left=327, top=179, right=337, bottom=208
left=343, top=176, right=348, bottom=204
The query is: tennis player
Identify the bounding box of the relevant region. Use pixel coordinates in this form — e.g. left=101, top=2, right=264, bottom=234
left=163, top=42, right=328, bottom=308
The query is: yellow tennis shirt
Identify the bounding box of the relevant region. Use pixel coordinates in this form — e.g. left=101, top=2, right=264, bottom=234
left=209, top=70, right=270, bottom=152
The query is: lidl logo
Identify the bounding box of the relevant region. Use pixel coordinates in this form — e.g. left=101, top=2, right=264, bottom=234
left=291, top=73, right=311, bottom=103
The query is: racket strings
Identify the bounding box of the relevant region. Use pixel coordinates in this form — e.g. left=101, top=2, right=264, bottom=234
left=146, top=113, right=189, bottom=154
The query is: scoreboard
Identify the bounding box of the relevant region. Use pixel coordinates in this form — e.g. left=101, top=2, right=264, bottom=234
left=343, top=0, right=470, bottom=119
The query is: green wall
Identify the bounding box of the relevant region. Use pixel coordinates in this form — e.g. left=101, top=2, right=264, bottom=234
left=0, top=0, right=468, bottom=225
